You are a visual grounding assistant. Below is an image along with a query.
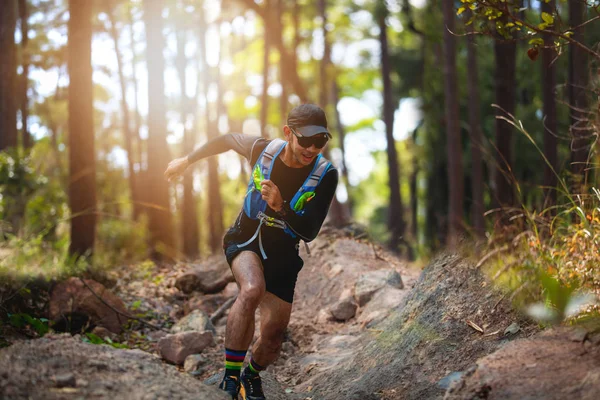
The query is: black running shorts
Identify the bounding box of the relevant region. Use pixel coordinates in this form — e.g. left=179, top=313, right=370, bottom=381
left=223, top=228, right=304, bottom=304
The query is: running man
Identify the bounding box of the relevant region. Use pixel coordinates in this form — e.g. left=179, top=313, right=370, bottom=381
left=164, top=104, right=338, bottom=400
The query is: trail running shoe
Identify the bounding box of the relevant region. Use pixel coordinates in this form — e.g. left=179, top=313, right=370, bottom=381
left=218, top=375, right=240, bottom=400
left=240, top=371, right=266, bottom=400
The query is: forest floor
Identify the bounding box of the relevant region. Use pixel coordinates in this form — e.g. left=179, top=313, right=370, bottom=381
left=2, top=227, right=600, bottom=399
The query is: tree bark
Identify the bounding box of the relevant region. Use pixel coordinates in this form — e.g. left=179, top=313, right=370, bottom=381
left=465, top=10, right=485, bottom=238
left=260, top=0, right=271, bottom=138
left=541, top=0, right=558, bottom=208
left=143, top=0, right=175, bottom=260
left=127, top=4, right=144, bottom=171
left=0, top=0, right=18, bottom=150
left=569, top=0, right=589, bottom=190
left=107, top=2, right=140, bottom=221
left=378, top=1, right=405, bottom=251
left=19, top=0, right=31, bottom=149
left=198, top=5, right=224, bottom=253
left=441, top=0, right=464, bottom=245
left=331, top=79, right=351, bottom=212
left=175, top=22, right=200, bottom=260
left=236, top=0, right=309, bottom=102
left=277, top=0, right=287, bottom=124
left=67, top=0, right=97, bottom=258
left=493, top=37, right=517, bottom=210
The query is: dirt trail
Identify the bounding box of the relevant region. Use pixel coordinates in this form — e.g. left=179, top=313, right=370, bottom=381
left=2, top=229, right=600, bottom=399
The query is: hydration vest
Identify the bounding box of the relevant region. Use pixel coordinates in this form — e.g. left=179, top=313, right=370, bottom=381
left=237, top=138, right=332, bottom=259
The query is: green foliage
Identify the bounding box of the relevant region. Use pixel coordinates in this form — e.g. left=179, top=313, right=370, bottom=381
left=95, top=216, right=149, bottom=266
left=83, top=332, right=129, bottom=349
left=7, top=313, right=49, bottom=337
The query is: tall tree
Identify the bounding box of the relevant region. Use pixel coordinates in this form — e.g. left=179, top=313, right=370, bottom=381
left=198, top=5, right=224, bottom=253
left=236, top=0, right=308, bottom=102
left=19, top=0, right=31, bottom=149
left=127, top=3, right=144, bottom=168
left=377, top=0, right=405, bottom=251
left=107, top=1, right=140, bottom=220
left=465, top=10, right=485, bottom=238
left=175, top=14, right=200, bottom=259
left=67, top=0, right=97, bottom=257
left=569, top=0, right=589, bottom=189
left=541, top=0, right=558, bottom=207
left=493, top=25, right=517, bottom=210
left=442, top=0, right=464, bottom=244
left=143, top=0, right=175, bottom=259
left=0, top=0, right=18, bottom=150
left=277, top=0, right=288, bottom=125
left=260, top=0, right=271, bottom=138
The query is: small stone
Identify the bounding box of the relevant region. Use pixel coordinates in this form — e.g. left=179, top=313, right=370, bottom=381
left=53, top=373, right=76, bottom=388
left=184, top=354, right=208, bottom=373
left=330, top=298, right=358, bottom=321
left=159, top=331, right=214, bottom=365
left=354, top=269, right=404, bottom=306
left=172, top=310, right=215, bottom=334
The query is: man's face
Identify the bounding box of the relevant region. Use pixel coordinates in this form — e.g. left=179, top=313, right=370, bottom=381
left=284, top=126, right=327, bottom=166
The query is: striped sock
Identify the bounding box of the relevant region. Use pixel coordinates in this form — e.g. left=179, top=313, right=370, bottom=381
left=245, top=358, right=265, bottom=376
left=225, top=348, right=246, bottom=378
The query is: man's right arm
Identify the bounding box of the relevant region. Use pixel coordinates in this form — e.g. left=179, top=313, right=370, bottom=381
left=187, top=133, right=261, bottom=164
left=164, top=133, right=261, bottom=181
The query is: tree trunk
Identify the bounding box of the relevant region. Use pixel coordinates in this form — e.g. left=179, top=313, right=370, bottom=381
left=331, top=79, right=351, bottom=212
left=238, top=0, right=308, bottom=103
left=19, top=0, right=31, bottom=149
left=569, top=0, right=589, bottom=190
left=277, top=0, right=287, bottom=124
left=198, top=6, right=224, bottom=254
left=541, top=0, right=558, bottom=208
left=465, top=10, right=485, bottom=238
left=442, top=0, right=464, bottom=246
left=175, top=25, right=200, bottom=260
left=0, top=0, right=18, bottom=150
left=67, top=0, right=97, bottom=258
left=127, top=4, right=144, bottom=171
left=378, top=1, right=405, bottom=251
left=143, top=0, right=175, bottom=260
left=260, top=0, right=271, bottom=138
left=318, top=0, right=349, bottom=228
left=493, top=37, right=517, bottom=210
left=410, top=127, right=419, bottom=249
left=107, top=2, right=140, bottom=221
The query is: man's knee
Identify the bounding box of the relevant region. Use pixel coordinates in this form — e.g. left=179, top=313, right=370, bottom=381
left=239, top=283, right=266, bottom=308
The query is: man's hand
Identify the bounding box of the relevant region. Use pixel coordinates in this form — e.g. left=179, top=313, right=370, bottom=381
left=260, top=180, right=283, bottom=212
left=164, top=157, right=190, bottom=182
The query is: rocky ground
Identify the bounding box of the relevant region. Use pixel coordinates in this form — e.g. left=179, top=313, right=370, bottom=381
left=1, top=227, right=600, bottom=399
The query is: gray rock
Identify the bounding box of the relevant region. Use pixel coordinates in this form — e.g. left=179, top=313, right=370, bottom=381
left=53, top=373, right=76, bottom=388
left=438, top=371, right=464, bottom=390
left=175, top=264, right=234, bottom=294
left=357, top=286, right=407, bottom=326
left=354, top=269, right=404, bottom=306
left=159, top=331, right=214, bottom=365
left=184, top=354, right=209, bottom=373
left=172, top=309, right=215, bottom=334
left=330, top=297, right=358, bottom=321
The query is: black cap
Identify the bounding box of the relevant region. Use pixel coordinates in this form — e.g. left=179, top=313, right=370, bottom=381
left=287, top=104, right=332, bottom=138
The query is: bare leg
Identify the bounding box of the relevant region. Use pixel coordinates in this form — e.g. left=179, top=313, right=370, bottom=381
left=225, top=251, right=266, bottom=351
left=251, top=291, right=292, bottom=368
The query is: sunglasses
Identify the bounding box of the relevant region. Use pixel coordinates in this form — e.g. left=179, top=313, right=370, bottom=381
left=290, top=127, right=329, bottom=149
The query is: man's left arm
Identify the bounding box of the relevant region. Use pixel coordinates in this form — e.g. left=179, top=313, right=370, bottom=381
left=263, top=168, right=339, bottom=242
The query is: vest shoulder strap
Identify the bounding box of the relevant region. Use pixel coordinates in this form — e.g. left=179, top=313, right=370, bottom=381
left=259, top=139, right=286, bottom=177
